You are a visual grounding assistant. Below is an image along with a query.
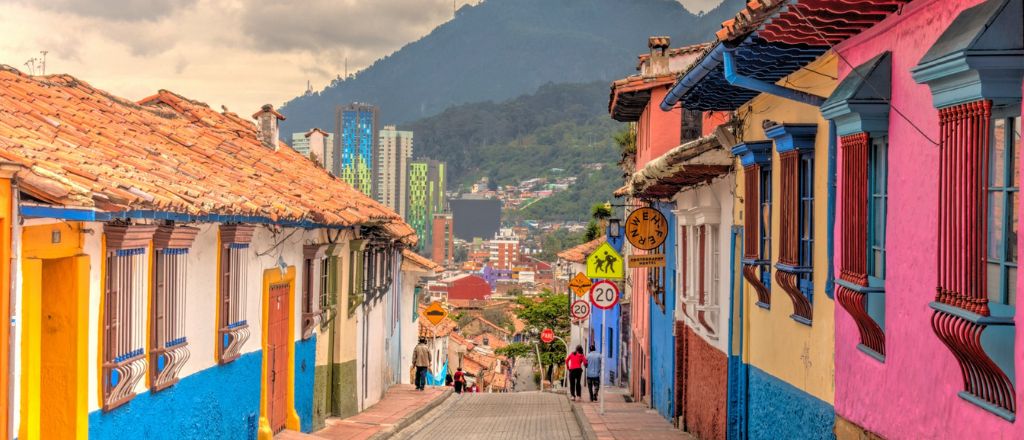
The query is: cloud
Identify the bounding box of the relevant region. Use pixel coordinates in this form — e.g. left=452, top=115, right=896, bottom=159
left=677, top=0, right=724, bottom=14
left=240, top=0, right=461, bottom=53
left=4, top=0, right=198, bottom=21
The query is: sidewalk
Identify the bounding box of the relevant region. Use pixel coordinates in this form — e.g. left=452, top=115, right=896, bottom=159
left=571, top=387, right=694, bottom=440
left=278, top=384, right=451, bottom=440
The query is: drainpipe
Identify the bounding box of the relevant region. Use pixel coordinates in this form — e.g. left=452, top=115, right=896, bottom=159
left=825, top=121, right=837, bottom=298
left=721, top=49, right=826, bottom=107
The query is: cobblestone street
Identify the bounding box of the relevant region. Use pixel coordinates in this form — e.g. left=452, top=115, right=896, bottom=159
left=391, top=392, right=583, bottom=440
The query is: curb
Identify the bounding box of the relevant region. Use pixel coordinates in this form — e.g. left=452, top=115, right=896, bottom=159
left=569, top=397, right=598, bottom=440
left=368, top=388, right=454, bottom=440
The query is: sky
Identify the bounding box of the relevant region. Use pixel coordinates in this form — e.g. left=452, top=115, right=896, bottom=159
left=0, top=0, right=722, bottom=114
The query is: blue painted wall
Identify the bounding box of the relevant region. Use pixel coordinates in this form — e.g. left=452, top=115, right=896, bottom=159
left=588, top=301, right=620, bottom=385
left=747, top=366, right=834, bottom=440
left=649, top=202, right=677, bottom=421
left=90, top=339, right=320, bottom=439
left=90, top=350, right=263, bottom=440
left=295, top=337, right=317, bottom=433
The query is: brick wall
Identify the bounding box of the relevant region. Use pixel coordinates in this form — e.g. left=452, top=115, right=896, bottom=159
left=679, top=324, right=728, bottom=440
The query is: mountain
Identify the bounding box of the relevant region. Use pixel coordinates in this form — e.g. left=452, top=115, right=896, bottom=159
left=278, top=0, right=741, bottom=133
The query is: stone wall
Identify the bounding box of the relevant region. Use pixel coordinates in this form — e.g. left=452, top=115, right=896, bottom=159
left=682, top=326, right=727, bottom=440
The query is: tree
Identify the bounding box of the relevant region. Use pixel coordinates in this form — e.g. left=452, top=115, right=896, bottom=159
left=513, top=291, right=571, bottom=367
left=584, top=220, right=601, bottom=241
left=613, top=126, right=637, bottom=155
left=591, top=202, right=612, bottom=222
left=495, top=342, right=533, bottom=359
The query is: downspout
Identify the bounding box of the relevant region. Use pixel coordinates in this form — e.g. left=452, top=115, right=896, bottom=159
left=825, top=121, right=837, bottom=298
left=726, top=226, right=747, bottom=440
left=721, top=49, right=826, bottom=107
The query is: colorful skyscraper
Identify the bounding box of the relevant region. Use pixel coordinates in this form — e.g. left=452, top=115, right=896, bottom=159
left=407, top=159, right=446, bottom=253
left=377, top=125, right=413, bottom=217
left=334, top=103, right=378, bottom=195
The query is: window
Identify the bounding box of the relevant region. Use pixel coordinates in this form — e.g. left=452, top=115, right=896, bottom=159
left=218, top=224, right=255, bottom=364
left=150, top=225, right=198, bottom=392
left=102, top=224, right=156, bottom=411
left=301, top=245, right=322, bottom=339
left=987, top=115, right=1020, bottom=309
left=734, top=141, right=773, bottom=308
left=679, top=208, right=720, bottom=338
left=759, top=165, right=773, bottom=292
left=698, top=225, right=720, bottom=338
left=798, top=152, right=814, bottom=290
left=868, top=138, right=888, bottom=287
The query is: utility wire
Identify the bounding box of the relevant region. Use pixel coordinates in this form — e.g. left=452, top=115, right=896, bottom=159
left=790, top=4, right=939, bottom=146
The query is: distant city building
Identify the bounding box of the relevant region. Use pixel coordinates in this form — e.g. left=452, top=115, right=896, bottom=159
left=291, top=128, right=333, bottom=169
left=431, top=213, right=454, bottom=267
left=437, top=274, right=491, bottom=301
left=376, top=125, right=413, bottom=216
left=488, top=228, right=520, bottom=271
left=407, top=159, right=447, bottom=253
left=450, top=198, right=501, bottom=241
left=334, top=103, right=378, bottom=195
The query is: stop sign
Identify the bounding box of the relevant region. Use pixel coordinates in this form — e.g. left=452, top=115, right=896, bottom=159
left=540, top=328, right=555, bottom=344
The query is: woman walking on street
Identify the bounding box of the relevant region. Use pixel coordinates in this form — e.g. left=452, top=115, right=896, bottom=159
left=566, top=345, right=587, bottom=402
left=453, top=367, right=466, bottom=394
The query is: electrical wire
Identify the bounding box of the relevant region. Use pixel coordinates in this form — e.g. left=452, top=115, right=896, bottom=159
left=790, top=4, right=939, bottom=146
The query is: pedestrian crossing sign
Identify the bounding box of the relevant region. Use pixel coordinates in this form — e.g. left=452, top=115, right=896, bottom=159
left=586, top=242, right=624, bottom=280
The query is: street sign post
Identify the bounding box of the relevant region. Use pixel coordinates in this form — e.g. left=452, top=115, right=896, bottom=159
left=570, top=299, right=591, bottom=321
left=625, top=207, right=668, bottom=251
left=540, top=328, right=555, bottom=344
left=421, top=301, right=448, bottom=326
left=627, top=254, right=666, bottom=268
left=588, top=280, right=619, bottom=415
left=586, top=242, right=624, bottom=279
left=569, top=272, right=593, bottom=297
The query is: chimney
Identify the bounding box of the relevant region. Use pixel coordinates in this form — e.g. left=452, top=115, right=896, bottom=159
left=646, top=36, right=671, bottom=77
left=253, top=104, right=286, bottom=150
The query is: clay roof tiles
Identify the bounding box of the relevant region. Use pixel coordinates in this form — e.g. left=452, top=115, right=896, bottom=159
left=0, top=67, right=414, bottom=243
left=557, top=236, right=605, bottom=263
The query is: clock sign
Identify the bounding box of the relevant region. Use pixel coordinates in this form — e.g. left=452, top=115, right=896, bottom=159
left=625, top=207, right=668, bottom=250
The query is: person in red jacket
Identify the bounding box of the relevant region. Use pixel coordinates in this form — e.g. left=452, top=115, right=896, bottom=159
left=453, top=367, right=466, bottom=394
left=566, top=345, right=587, bottom=401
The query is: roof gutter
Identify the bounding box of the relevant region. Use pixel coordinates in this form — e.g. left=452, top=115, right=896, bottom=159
left=18, top=204, right=356, bottom=230
left=660, top=43, right=727, bottom=111
left=721, top=49, right=826, bottom=107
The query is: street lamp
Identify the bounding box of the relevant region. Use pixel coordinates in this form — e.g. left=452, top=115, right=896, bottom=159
left=607, top=218, right=621, bottom=238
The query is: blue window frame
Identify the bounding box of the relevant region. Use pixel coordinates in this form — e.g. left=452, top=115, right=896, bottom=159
left=798, top=152, right=814, bottom=297
left=987, top=114, right=1021, bottom=310
left=867, top=136, right=888, bottom=331
left=759, top=166, right=772, bottom=290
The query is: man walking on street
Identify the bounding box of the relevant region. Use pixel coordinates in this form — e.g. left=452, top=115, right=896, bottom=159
left=586, top=345, right=601, bottom=402
left=414, top=338, right=431, bottom=391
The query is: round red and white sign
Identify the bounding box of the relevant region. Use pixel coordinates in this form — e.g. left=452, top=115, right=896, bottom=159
left=540, top=328, right=555, bottom=344
left=589, top=280, right=620, bottom=310
left=570, top=299, right=591, bottom=321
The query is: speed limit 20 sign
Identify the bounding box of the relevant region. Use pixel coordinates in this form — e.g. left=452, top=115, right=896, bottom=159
left=571, top=299, right=591, bottom=321
left=589, top=280, right=620, bottom=310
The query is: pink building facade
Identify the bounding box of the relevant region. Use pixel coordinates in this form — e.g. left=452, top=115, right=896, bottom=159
left=827, top=0, right=1024, bottom=437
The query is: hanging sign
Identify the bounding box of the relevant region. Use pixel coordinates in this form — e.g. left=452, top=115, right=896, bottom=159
left=589, top=280, right=620, bottom=310
left=628, top=254, right=666, bottom=268
left=569, top=272, right=593, bottom=297
left=422, top=301, right=448, bottom=326
left=570, top=299, right=591, bottom=321
left=625, top=207, right=668, bottom=250
left=586, top=242, right=624, bottom=279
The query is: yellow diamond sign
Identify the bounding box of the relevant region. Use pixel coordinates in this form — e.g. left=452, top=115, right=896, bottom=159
left=422, top=301, right=448, bottom=326
left=569, top=272, right=593, bottom=297
left=586, top=242, right=624, bottom=280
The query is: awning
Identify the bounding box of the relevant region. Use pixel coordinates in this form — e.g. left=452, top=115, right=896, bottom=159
left=622, top=134, right=733, bottom=199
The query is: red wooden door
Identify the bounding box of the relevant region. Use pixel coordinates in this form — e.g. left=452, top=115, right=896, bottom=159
left=268, top=283, right=290, bottom=433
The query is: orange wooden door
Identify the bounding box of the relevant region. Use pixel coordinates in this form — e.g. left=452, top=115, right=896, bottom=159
left=268, top=283, right=289, bottom=433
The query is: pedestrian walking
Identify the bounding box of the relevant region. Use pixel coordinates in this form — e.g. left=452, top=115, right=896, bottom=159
left=413, top=338, right=431, bottom=391
left=586, top=345, right=601, bottom=402
left=566, top=345, right=586, bottom=402
left=453, top=367, right=466, bottom=394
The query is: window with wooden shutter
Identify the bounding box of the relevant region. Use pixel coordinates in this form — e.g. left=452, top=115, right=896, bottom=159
left=102, top=223, right=156, bottom=411
left=150, top=225, right=198, bottom=391
left=732, top=141, right=773, bottom=309
left=218, top=224, right=255, bottom=364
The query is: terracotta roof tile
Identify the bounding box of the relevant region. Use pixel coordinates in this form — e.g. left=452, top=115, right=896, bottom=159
left=557, top=236, right=605, bottom=263
left=0, top=67, right=414, bottom=243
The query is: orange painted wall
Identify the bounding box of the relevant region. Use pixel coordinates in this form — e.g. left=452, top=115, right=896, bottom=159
left=636, top=87, right=682, bottom=169
left=702, top=112, right=731, bottom=137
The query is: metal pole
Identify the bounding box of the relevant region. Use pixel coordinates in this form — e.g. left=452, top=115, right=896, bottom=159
left=600, top=308, right=606, bottom=415
left=535, top=341, right=543, bottom=392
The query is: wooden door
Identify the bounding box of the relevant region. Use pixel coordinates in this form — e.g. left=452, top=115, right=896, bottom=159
left=268, top=283, right=290, bottom=433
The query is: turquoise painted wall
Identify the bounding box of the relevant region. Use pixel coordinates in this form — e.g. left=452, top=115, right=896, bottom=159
left=649, top=202, right=677, bottom=421
left=90, top=338, right=318, bottom=439
left=295, top=337, right=316, bottom=433
left=748, top=366, right=834, bottom=440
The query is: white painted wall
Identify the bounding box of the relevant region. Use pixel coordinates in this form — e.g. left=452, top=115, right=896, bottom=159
left=672, top=174, right=735, bottom=354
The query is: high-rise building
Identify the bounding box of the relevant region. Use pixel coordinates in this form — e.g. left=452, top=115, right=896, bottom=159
left=376, top=125, right=413, bottom=217
left=449, top=198, right=502, bottom=241
left=488, top=228, right=520, bottom=271
left=431, top=213, right=454, bottom=267
left=291, top=128, right=334, bottom=170
left=334, top=103, right=378, bottom=195
left=407, top=159, right=446, bottom=253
